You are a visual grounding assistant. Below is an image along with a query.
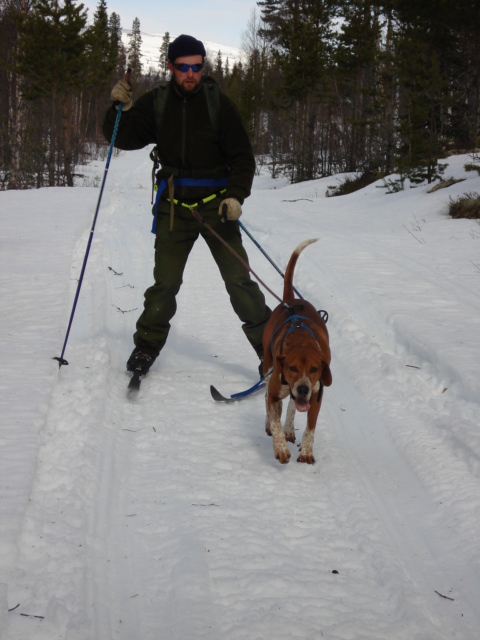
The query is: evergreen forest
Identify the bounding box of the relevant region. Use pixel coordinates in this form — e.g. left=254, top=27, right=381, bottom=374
left=1, top=0, right=480, bottom=189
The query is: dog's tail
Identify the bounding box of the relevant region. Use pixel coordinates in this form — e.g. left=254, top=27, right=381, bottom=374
left=283, top=238, right=318, bottom=302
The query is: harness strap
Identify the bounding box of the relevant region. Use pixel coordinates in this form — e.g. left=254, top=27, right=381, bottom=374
left=168, top=174, right=175, bottom=231
left=282, top=320, right=317, bottom=351
left=270, top=314, right=318, bottom=356
left=153, top=176, right=228, bottom=233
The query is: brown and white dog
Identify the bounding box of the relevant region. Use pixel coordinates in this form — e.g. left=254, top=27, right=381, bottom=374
left=262, top=239, right=332, bottom=464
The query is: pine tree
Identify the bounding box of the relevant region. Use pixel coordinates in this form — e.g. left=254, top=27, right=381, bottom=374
left=83, top=0, right=120, bottom=142
left=258, top=0, right=336, bottom=181
left=86, top=0, right=118, bottom=92
left=225, top=60, right=244, bottom=109
left=1, top=0, right=26, bottom=188
left=214, top=50, right=224, bottom=87
left=158, top=31, right=170, bottom=79
left=13, top=0, right=89, bottom=186
left=385, top=0, right=453, bottom=182
left=334, top=0, right=383, bottom=172
left=240, top=9, right=269, bottom=156
left=395, top=24, right=447, bottom=182
left=127, top=16, right=142, bottom=78
left=373, top=7, right=397, bottom=175
left=108, top=11, right=125, bottom=77
left=447, top=3, right=480, bottom=149
left=392, top=0, right=480, bottom=151
left=259, top=0, right=334, bottom=99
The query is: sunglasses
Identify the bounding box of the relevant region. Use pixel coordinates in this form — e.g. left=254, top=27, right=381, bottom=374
left=173, top=62, right=204, bottom=73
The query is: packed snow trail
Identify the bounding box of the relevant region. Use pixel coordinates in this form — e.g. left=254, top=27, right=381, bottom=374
left=1, top=150, right=479, bottom=639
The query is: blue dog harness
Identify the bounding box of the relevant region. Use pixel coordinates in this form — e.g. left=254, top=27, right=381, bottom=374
left=270, top=313, right=318, bottom=355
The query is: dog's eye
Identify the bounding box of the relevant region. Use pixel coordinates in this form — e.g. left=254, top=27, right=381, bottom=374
left=289, top=366, right=299, bottom=373
left=310, top=366, right=318, bottom=373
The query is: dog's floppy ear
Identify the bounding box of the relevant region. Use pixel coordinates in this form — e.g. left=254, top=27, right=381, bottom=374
left=321, top=362, right=332, bottom=387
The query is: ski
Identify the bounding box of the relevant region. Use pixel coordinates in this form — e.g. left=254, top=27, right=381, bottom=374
left=210, top=376, right=268, bottom=403
left=127, top=370, right=268, bottom=401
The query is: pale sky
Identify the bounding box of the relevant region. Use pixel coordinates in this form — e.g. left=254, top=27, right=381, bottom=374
left=83, top=0, right=260, bottom=49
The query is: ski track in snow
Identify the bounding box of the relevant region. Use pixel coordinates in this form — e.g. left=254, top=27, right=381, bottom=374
left=1, top=149, right=479, bottom=639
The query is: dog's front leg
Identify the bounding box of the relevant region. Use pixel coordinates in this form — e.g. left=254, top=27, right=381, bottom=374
left=297, top=398, right=321, bottom=464
left=283, top=398, right=296, bottom=443
left=266, top=395, right=290, bottom=464
left=265, top=389, right=282, bottom=436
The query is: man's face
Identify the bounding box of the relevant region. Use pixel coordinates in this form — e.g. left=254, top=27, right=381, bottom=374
left=168, top=55, right=204, bottom=93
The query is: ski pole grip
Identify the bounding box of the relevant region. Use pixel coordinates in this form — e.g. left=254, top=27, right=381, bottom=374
left=125, top=67, right=132, bottom=84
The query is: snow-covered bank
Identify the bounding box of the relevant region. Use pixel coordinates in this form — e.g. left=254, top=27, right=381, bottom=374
left=1, top=150, right=479, bottom=639
left=121, top=30, right=243, bottom=71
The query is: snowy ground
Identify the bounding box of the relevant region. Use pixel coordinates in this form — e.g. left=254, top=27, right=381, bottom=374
left=121, top=30, right=243, bottom=73
left=1, top=149, right=479, bottom=639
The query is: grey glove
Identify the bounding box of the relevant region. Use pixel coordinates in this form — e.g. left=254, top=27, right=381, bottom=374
left=110, top=80, right=133, bottom=110
left=219, top=198, right=242, bottom=222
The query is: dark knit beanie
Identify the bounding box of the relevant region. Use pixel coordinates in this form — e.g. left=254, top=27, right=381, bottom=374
left=168, top=34, right=206, bottom=61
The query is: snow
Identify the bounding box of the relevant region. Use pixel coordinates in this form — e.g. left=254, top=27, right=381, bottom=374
left=121, top=30, right=243, bottom=72
left=1, top=148, right=480, bottom=639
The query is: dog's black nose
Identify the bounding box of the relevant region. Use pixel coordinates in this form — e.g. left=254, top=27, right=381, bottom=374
left=297, top=384, right=309, bottom=398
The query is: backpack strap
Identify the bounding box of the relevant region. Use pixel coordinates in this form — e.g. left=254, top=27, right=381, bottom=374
left=152, top=78, right=221, bottom=140
left=152, top=84, right=169, bottom=135
left=203, top=77, right=221, bottom=141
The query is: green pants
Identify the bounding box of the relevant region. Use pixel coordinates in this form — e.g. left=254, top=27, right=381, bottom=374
left=134, top=208, right=271, bottom=355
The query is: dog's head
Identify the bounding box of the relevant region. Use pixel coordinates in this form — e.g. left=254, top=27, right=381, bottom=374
left=277, top=343, right=332, bottom=412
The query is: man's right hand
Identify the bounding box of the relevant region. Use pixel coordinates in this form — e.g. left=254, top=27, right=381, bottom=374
left=111, top=80, right=133, bottom=110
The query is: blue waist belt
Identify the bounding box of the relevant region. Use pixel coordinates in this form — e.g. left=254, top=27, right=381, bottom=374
left=152, top=177, right=228, bottom=233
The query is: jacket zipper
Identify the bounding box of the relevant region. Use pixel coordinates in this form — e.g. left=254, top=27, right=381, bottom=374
left=181, top=98, right=187, bottom=169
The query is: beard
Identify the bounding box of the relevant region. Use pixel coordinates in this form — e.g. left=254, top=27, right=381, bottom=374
left=173, top=74, right=202, bottom=96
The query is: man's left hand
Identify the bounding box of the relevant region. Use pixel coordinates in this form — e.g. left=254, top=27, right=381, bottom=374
left=219, top=198, right=242, bottom=222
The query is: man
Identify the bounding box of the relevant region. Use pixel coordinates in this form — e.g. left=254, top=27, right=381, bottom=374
left=102, top=34, right=271, bottom=379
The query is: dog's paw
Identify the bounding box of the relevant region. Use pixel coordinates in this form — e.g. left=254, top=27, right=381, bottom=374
left=297, top=452, right=315, bottom=464
left=284, top=430, right=296, bottom=443
left=274, top=444, right=291, bottom=464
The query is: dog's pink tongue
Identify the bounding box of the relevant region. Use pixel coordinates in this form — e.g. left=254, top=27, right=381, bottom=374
left=295, top=398, right=310, bottom=412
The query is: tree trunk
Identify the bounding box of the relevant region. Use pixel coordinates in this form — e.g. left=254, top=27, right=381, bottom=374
left=62, top=93, right=73, bottom=186
left=49, top=90, right=57, bottom=186
left=7, top=53, right=24, bottom=188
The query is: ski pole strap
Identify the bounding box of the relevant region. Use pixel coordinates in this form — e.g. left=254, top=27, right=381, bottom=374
left=152, top=176, right=228, bottom=233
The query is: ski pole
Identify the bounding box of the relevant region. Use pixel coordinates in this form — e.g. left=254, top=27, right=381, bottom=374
left=236, top=219, right=304, bottom=299
left=53, top=68, right=132, bottom=368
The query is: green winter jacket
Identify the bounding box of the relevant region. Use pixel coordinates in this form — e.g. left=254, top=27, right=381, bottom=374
left=102, top=77, right=255, bottom=211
